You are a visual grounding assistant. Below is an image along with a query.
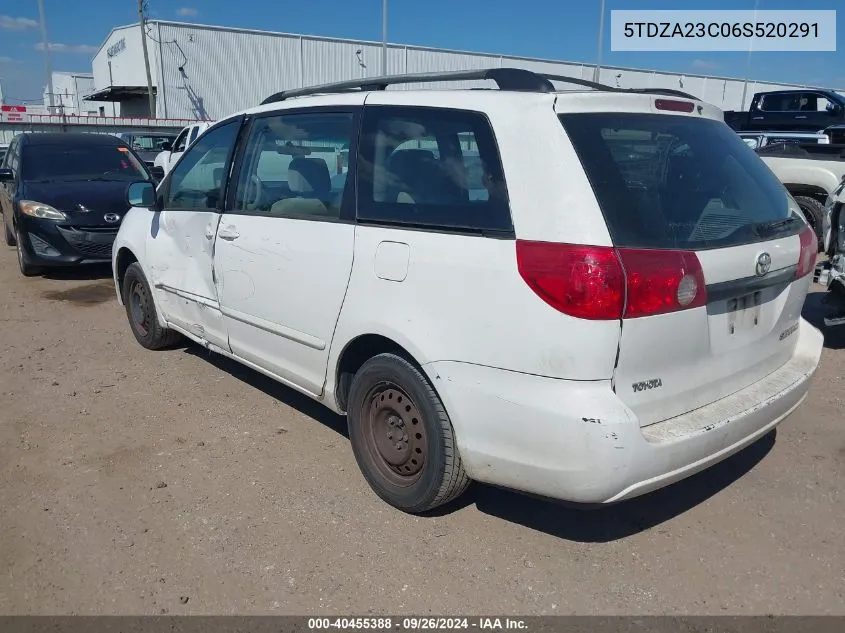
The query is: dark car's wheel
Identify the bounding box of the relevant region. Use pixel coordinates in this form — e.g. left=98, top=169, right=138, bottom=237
left=3, top=213, right=15, bottom=246
left=347, top=353, right=470, bottom=513
left=794, top=196, right=825, bottom=251
left=122, top=262, right=181, bottom=350
left=15, top=230, right=41, bottom=277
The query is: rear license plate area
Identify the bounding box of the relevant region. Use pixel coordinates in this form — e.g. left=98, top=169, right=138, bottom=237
left=727, top=291, right=762, bottom=335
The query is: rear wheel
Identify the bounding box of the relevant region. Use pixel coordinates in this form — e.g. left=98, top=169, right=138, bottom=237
left=122, top=262, right=181, bottom=350
left=347, top=353, right=470, bottom=513
left=15, top=229, right=41, bottom=277
left=3, top=212, right=15, bottom=246
left=794, top=196, right=825, bottom=251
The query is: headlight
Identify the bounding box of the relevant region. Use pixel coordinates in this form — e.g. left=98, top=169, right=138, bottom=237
left=19, top=200, right=66, bottom=220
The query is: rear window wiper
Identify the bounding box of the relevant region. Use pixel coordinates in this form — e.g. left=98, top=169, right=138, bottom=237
left=754, top=216, right=801, bottom=236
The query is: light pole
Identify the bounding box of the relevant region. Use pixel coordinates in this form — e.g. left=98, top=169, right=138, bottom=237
left=592, top=0, right=606, bottom=83
left=381, top=0, right=388, bottom=76
left=740, top=0, right=760, bottom=109
left=37, top=0, right=55, bottom=113
left=138, top=0, right=156, bottom=117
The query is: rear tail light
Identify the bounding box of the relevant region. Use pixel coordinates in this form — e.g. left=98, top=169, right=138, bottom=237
left=616, top=248, right=707, bottom=317
left=655, top=99, right=695, bottom=113
left=796, top=225, right=817, bottom=278
left=516, top=241, right=707, bottom=320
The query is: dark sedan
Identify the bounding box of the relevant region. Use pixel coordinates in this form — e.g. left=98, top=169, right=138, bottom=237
left=0, top=132, right=158, bottom=276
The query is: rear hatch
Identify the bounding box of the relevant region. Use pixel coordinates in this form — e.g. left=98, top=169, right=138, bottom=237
left=560, top=105, right=816, bottom=426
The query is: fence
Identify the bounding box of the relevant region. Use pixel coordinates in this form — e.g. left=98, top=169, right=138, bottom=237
left=0, top=112, right=203, bottom=144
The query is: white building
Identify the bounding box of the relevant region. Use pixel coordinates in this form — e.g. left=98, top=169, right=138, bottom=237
left=44, top=72, right=116, bottom=116
left=89, top=20, right=845, bottom=121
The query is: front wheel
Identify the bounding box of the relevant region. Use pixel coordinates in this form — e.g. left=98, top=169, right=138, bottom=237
left=122, top=262, right=181, bottom=350
left=3, top=212, right=15, bottom=246
left=347, top=353, right=470, bottom=513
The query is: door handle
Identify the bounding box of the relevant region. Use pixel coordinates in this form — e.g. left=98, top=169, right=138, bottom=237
left=218, top=226, right=240, bottom=241
left=205, top=224, right=215, bottom=240
left=794, top=115, right=808, bottom=119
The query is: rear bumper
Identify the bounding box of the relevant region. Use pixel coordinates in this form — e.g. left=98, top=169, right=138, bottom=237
left=425, top=318, right=823, bottom=504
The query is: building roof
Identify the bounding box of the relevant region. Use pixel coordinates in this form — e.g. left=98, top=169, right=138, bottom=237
left=94, top=20, right=844, bottom=93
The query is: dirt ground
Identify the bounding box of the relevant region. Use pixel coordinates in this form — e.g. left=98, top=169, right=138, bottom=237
left=0, top=245, right=843, bottom=616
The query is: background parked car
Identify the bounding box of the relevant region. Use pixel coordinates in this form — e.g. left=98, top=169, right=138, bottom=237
left=153, top=121, right=212, bottom=174
left=738, top=131, right=830, bottom=150
left=115, top=132, right=177, bottom=170
left=0, top=132, right=156, bottom=276
left=725, top=89, right=845, bottom=133
left=755, top=142, right=845, bottom=249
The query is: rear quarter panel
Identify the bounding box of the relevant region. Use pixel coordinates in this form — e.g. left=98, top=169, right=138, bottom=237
left=326, top=93, right=622, bottom=394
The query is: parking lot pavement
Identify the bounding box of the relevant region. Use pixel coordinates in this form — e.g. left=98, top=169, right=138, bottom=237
left=0, top=247, right=843, bottom=616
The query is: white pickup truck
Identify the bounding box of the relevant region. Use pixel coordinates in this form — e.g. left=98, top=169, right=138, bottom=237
left=756, top=142, right=845, bottom=250
left=153, top=121, right=213, bottom=174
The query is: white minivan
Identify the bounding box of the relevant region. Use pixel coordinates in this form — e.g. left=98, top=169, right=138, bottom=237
left=112, top=68, right=823, bottom=514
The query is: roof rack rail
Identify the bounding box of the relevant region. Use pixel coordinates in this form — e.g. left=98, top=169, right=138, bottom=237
left=260, top=66, right=700, bottom=105
left=261, top=68, right=558, bottom=104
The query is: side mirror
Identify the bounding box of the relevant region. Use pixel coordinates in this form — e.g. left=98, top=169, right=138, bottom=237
left=149, top=166, right=165, bottom=182
left=830, top=104, right=843, bottom=116
left=161, top=142, right=173, bottom=151
left=127, top=181, right=157, bottom=209
left=0, top=168, right=13, bottom=182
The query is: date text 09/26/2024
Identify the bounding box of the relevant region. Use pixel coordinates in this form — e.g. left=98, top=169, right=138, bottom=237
left=307, top=618, right=528, bottom=631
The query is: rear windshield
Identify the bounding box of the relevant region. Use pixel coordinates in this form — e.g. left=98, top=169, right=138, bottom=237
left=23, top=144, right=149, bottom=182
left=560, top=113, right=799, bottom=249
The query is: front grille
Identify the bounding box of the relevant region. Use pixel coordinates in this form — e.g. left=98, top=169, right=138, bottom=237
left=56, top=226, right=118, bottom=259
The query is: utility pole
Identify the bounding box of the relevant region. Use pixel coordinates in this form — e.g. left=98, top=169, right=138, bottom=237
left=592, top=0, right=606, bottom=83
left=37, top=0, right=55, bottom=113
left=740, top=0, right=761, bottom=110
left=138, top=0, right=156, bottom=117
left=381, top=0, right=388, bottom=76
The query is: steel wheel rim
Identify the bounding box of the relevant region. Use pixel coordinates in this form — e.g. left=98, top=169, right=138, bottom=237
left=360, top=382, right=427, bottom=487
left=129, top=280, right=151, bottom=337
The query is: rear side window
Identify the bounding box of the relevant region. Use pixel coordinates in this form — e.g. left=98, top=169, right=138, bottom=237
left=560, top=113, right=797, bottom=250
left=357, top=106, right=512, bottom=234
left=231, top=112, right=355, bottom=219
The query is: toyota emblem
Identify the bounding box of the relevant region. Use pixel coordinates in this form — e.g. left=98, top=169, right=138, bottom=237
left=103, top=213, right=121, bottom=224
left=755, top=252, right=772, bottom=277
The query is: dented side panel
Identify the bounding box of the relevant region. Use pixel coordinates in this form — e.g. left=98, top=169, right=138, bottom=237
left=146, top=209, right=229, bottom=351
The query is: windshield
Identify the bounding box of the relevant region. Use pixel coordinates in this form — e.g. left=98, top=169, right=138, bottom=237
left=560, top=113, right=799, bottom=250
left=23, top=144, right=149, bottom=182
left=129, top=135, right=176, bottom=152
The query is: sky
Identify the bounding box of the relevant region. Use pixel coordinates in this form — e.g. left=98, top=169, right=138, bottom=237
left=1, top=0, right=843, bottom=104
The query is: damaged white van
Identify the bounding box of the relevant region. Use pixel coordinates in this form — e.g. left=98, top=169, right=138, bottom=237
left=112, top=68, right=823, bottom=513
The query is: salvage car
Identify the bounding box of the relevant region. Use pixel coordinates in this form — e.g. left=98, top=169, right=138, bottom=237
left=814, top=177, right=845, bottom=326
left=0, top=132, right=156, bottom=276
left=755, top=142, right=845, bottom=250
left=112, top=68, right=824, bottom=514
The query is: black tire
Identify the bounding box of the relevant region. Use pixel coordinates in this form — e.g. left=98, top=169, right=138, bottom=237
left=122, top=262, right=181, bottom=350
left=794, top=196, right=825, bottom=250
left=3, top=212, right=15, bottom=246
left=15, top=229, right=41, bottom=277
left=347, top=353, right=470, bottom=513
